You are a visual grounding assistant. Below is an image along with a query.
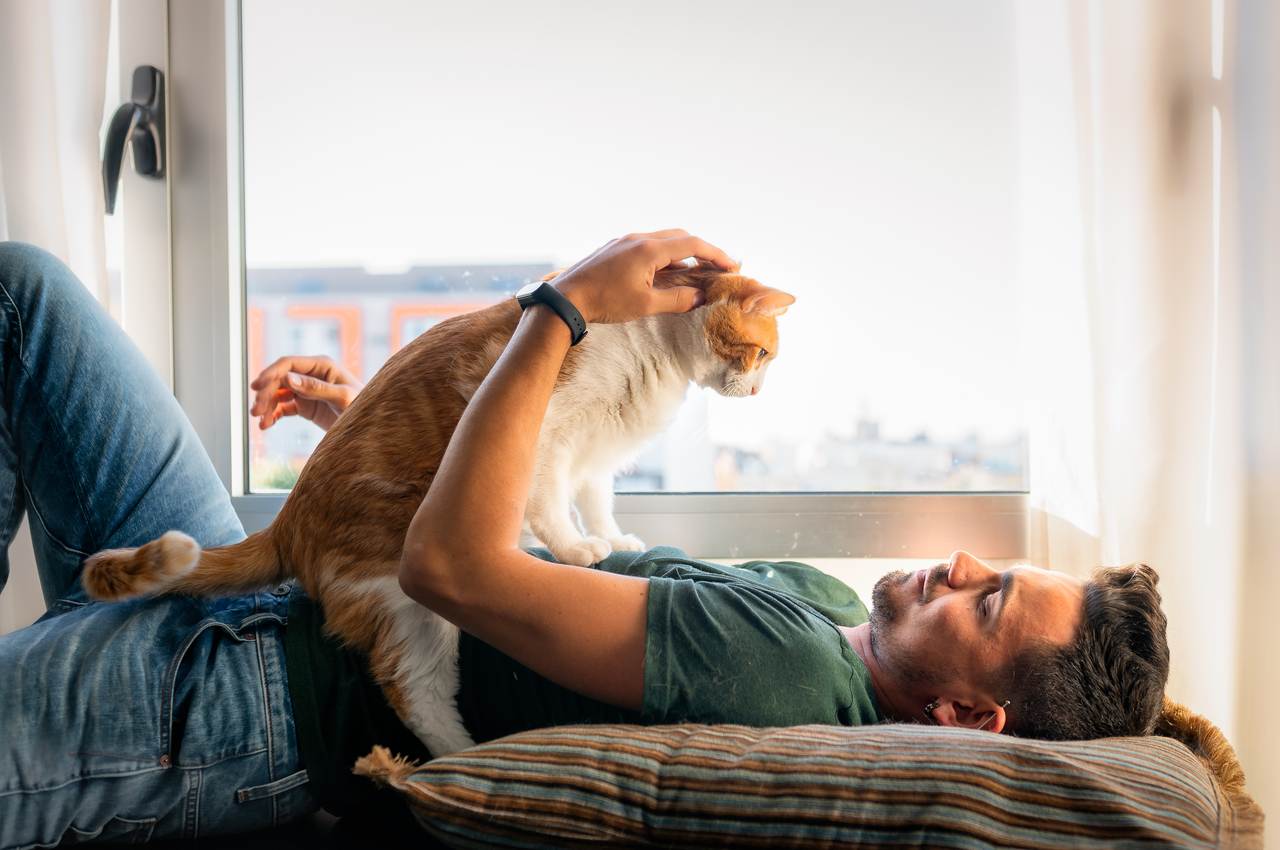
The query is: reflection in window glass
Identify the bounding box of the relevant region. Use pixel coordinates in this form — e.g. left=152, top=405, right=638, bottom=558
left=242, top=0, right=1027, bottom=493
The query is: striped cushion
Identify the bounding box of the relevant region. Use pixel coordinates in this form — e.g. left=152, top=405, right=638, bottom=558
left=357, top=723, right=1263, bottom=849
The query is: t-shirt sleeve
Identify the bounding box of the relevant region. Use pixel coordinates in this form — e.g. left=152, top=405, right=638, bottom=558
left=728, top=559, right=870, bottom=626
left=642, top=573, right=867, bottom=727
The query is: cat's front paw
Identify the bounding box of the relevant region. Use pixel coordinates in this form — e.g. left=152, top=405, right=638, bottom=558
left=552, top=536, right=613, bottom=567
left=608, top=534, right=646, bottom=553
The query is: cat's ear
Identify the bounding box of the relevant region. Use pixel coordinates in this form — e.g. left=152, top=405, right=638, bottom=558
left=742, top=288, right=795, bottom=318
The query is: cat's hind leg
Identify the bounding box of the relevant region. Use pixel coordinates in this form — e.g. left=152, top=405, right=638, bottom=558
left=576, top=472, right=645, bottom=553
left=359, top=576, right=476, bottom=758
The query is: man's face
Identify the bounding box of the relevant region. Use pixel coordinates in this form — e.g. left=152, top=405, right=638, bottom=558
left=868, top=551, right=1084, bottom=702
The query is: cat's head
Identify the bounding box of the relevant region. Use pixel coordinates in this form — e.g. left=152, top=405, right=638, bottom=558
left=656, top=265, right=796, bottom=397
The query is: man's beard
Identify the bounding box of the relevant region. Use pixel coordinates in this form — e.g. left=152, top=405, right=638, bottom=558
left=870, top=569, right=909, bottom=628
left=868, top=569, right=932, bottom=687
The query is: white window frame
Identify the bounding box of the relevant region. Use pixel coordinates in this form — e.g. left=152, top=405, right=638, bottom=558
left=164, top=0, right=1028, bottom=559
left=111, top=0, right=173, bottom=387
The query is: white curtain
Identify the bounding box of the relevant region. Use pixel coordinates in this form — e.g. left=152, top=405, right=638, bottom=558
left=0, top=0, right=112, bottom=634
left=1234, top=0, right=1280, bottom=838
left=1018, top=0, right=1278, bottom=835
left=0, top=0, right=111, bottom=294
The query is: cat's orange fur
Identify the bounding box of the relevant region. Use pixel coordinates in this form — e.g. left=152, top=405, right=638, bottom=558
left=82, top=265, right=793, bottom=753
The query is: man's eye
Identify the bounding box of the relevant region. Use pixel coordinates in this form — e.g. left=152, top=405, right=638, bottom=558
left=980, top=592, right=994, bottom=618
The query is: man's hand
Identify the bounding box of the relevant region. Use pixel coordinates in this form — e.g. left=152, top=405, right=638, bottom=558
left=249, top=355, right=364, bottom=432
left=553, top=229, right=738, bottom=324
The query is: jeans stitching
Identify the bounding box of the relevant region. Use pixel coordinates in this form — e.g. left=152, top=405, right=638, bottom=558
left=0, top=278, right=99, bottom=553
left=0, top=277, right=26, bottom=359
left=20, top=479, right=90, bottom=556
left=253, top=619, right=278, bottom=825
left=51, top=597, right=87, bottom=611
left=64, top=745, right=267, bottom=765
left=0, top=766, right=170, bottom=799
left=0, top=467, right=20, bottom=556
left=235, top=768, right=309, bottom=803
left=0, top=747, right=272, bottom=798
left=185, top=768, right=202, bottom=840
left=61, top=814, right=157, bottom=845
left=0, top=280, right=24, bottom=560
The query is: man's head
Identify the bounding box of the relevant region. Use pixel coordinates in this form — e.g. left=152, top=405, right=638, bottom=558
left=867, top=551, right=1169, bottom=740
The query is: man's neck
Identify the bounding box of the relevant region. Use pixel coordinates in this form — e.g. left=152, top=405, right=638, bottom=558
left=841, top=623, right=918, bottom=723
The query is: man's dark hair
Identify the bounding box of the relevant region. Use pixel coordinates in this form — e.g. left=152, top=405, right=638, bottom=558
left=1000, top=563, right=1170, bottom=740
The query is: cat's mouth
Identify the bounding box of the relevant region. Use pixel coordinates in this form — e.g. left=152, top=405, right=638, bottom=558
left=719, top=375, right=757, bottom=397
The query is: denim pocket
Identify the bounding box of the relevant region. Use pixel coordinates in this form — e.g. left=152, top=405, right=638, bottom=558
left=63, top=814, right=158, bottom=844
left=165, top=610, right=286, bottom=765
left=236, top=767, right=310, bottom=803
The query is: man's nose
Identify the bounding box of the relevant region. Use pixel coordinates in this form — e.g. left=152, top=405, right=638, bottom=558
left=946, top=550, right=996, bottom=588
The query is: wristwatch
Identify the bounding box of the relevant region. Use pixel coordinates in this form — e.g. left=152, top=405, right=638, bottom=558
left=515, top=280, right=588, bottom=345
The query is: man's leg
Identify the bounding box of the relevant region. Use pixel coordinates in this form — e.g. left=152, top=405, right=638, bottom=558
left=0, top=241, right=243, bottom=609
left=0, top=590, right=316, bottom=846
left=0, top=243, right=315, bottom=843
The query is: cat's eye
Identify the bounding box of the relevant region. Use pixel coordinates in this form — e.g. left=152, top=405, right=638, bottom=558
left=756, top=348, right=769, bottom=362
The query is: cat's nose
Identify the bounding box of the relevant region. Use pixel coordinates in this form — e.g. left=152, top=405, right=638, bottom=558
left=750, top=386, right=758, bottom=395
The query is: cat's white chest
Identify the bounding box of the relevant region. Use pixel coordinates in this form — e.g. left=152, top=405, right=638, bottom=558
left=554, top=342, right=690, bottom=469
left=482, top=312, right=709, bottom=566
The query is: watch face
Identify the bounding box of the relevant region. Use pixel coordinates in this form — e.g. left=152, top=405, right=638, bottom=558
left=515, top=280, right=543, bottom=300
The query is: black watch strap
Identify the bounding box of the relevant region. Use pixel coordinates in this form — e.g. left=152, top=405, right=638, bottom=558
left=516, top=281, right=588, bottom=345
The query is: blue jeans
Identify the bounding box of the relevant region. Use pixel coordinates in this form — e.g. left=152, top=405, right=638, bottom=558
left=0, top=243, right=317, bottom=846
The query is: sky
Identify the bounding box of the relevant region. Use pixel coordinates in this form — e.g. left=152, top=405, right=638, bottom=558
left=241, top=0, right=1025, bottom=447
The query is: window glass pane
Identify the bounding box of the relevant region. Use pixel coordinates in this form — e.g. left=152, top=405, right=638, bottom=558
left=242, top=0, right=1027, bottom=493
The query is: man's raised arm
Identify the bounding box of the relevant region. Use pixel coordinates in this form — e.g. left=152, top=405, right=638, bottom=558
left=398, top=230, right=735, bottom=710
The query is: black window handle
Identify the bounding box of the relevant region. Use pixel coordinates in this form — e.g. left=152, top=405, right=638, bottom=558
left=102, top=65, right=166, bottom=215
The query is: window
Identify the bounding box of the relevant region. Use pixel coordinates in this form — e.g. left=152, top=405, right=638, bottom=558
left=238, top=0, right=1027, bottom=495
left=167, top=1, right=1028, bottom=558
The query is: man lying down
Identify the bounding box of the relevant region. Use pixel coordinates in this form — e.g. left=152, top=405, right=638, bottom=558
left=0, top=235, right=1169, bottom=846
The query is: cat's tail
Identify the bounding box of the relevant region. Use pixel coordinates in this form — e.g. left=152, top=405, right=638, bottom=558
left=82, top=529, right=284, bottom=601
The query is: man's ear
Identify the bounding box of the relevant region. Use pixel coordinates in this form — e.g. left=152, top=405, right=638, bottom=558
left=929, top=696, right=1008, bottom=734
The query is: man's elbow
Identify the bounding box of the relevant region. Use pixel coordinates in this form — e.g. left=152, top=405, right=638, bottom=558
left=398, top=543, right=460, bottom=608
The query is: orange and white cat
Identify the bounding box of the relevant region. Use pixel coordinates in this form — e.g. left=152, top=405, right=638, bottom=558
left=83, top=265, right=794, bottom=758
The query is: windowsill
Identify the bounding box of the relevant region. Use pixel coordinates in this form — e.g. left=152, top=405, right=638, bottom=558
left=231, top=492, right=1028, bottom=561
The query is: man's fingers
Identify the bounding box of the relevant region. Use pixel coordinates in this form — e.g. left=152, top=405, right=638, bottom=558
left=650, top=285, right=706, bottom=314
left=252, top=356, right=317, bottom=389
left=258, top=400, right=299, bottom=430
left=250, top=356, right=358, bottom=432
left=650, top=236, right=738, bottom=272
left=287, top=372, right=335, bottom=400
left=287, top=372, right=351, bottom=404
left=251, top=356, right=322, bottom=415
left=250, top=387, right=280, bottom=417
left=250, top=355, right=347, bottom=391
left=250, top=385, right=291, bottom=417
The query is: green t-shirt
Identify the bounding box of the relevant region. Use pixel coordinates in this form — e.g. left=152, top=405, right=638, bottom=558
left=286, top=547, right=882, bottom=813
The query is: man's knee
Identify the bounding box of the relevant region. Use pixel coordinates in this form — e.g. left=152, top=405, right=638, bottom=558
left=0, top=241, right=102, bottom=342
left=0, top=241, right=71, bottom=286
